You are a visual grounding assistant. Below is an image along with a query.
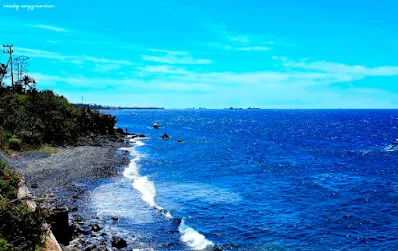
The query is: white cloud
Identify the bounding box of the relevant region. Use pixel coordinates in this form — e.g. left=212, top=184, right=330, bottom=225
left=138, top=65, right=190, bottom=75
left=30, top=24, right=69, bottom=32
left=29, top=72, right=214, bottom=93
left=209, top=44, right=269, bottom=51
left=205, top=22, right=274, bottom=52
left=14, top=47, right=134, bottom=71
left=148, top=49, right=189, bottom=55
left=275, top=57, right=398, bottom=78
left=236, top=46, right=270, bottom=51
left=141, top=52, right=212, bottom=65
left=15, top=47, right=61, bottom=59
left=226, top=35, right=250, bottom=44
left=79, top=55, right=132, bottom=65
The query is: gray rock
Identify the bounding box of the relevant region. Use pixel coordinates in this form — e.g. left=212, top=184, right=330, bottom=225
left=83, top=244, right=98, bottom=251
left=91, top=223, right=102, bottom=232
left=111, top=236, right=127, bottom=249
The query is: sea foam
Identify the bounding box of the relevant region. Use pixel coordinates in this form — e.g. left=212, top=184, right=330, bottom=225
left=122, top=139, right=214, bottom=250
left=179, top=219, right=214, bottom=250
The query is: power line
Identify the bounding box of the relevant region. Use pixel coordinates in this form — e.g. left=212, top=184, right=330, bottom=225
left=14, top=55, right=30, bottom=82
left=2, top=44, right=14, bottom=86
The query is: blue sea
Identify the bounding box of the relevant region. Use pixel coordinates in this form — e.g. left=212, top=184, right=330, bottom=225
left=87, top=109, right=398, bottom=251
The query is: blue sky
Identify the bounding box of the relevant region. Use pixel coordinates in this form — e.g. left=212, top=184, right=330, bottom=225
left=1, top=0, right=398, bottom=108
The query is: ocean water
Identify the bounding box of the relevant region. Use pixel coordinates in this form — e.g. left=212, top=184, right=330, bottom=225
left=90, top=109, right=398, bottom=251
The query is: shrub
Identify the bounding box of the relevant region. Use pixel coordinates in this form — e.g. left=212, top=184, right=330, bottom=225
left=0, top=130, right=4, bottom=149
left=19, top=130, right=43, bottom=147
left=0, top=201, right=48, bottom=251
left=0, top=159, right=48, bottom=251
left=0, top=159, right=19, bottom=203
left=0, top=238, right=12, bottom=250
left=7, top=137, right=22, bottom=151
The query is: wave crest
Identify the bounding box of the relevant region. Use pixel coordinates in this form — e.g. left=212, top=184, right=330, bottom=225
left=179, top=218, right=214, bottom=250
left=121, top=140, right=215, bottom=250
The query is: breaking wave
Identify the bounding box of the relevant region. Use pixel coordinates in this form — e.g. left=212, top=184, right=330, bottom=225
left=121, top=140, right=214, bottom=250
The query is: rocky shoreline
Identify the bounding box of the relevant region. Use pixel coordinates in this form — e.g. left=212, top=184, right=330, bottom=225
left=9, top=134, right=144, bottom=250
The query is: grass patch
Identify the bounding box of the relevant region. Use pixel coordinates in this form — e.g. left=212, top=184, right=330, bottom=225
left=3, top=144, right=59, bottom=157
left=25, top=145, right=59, bottom=154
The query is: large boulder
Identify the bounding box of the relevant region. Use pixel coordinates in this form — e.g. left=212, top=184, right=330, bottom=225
left=111, top=236, right=127, bottom=249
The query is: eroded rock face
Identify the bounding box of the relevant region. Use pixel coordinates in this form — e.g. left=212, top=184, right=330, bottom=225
left=111, top=236, right=127, bottom=249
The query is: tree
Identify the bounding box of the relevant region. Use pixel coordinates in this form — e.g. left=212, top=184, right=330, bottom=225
left=0, top=63, right=8, bottom=87
left=21, top=75, right=36, bottom=92
left=12, top=75, right=36, bottom=94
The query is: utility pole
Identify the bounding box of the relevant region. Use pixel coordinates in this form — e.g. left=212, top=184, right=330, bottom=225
left=14, top=56, right=30, bottom=82
left=2, top=45, right=14, bottom=86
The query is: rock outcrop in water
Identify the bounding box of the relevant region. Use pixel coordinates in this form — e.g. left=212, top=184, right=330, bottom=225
left=161, top=133, right=171, bottom=139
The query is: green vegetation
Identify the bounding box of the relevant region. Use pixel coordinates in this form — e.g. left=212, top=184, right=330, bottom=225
left=0, top=53, right=123, bottom=249
left=0, top=159, right=48, bottom=251
left=0, top=86, right=118, bottom=153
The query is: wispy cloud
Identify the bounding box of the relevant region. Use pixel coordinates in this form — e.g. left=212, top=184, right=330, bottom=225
left=15, top=47, right=133, bottom=65
left=148, top=49, right=189, bottom=55
left=236, top=46, right=270, bottom=51
left=15, top=47, right=61, bottom=59
left=142, top=50, right=212, bottom=65
left=30, top=72, right=214, bottom=93
left=134, top=56, right=398, bottom=93
left=79, top=55, right=132, bottom=65
left=14, top=47, right=134, bottom=73
left=226, top=35, right=250, bottom=44
left=205, top=22, right=274, bottom=52
left=30, top=24, right=69, bottom=32
left=142, top=55, right=212, bottom=64
left=45, top=40, right=59, bottom=44
left=274, top=56, right=398, bottom=77
left=138, top=65, right=190, bottom=75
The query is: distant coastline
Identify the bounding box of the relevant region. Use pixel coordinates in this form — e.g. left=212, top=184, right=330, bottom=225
left=73, top=103, right=165, bottom=110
